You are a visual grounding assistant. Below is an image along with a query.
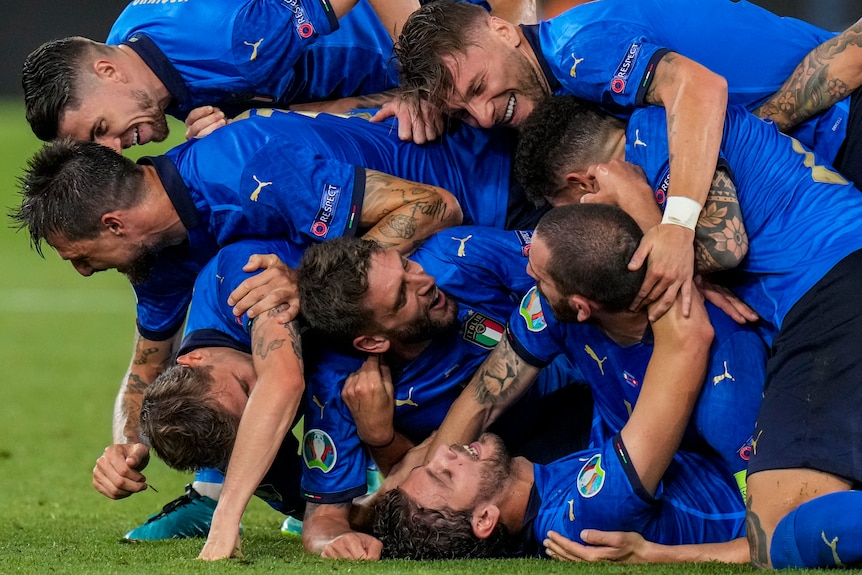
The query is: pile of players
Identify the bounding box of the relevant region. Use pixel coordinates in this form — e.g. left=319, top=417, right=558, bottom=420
left=14, top=0, right=862, bottom=568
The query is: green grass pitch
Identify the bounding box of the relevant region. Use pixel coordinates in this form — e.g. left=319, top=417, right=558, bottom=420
left=0, top=98, right=813, bottom=574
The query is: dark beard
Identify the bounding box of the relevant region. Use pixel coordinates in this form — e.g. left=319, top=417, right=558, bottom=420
left=387, top=294, right=460, bottom=344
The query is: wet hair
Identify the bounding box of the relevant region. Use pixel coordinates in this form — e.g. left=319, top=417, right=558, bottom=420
left=515, top=96, right=625, bottom=205
left=22, top=37, right=104, bottom=141
left=372, top=488, right=512, bottom=559
left=536, top=204, right=645, bottom=311
left=394, top=1, right=490, bottom=108
left=297, top=237, right=384, bottom=342
left=10, top=138, right=144, bottom=256
left=140, top=364, right=239, bottom=472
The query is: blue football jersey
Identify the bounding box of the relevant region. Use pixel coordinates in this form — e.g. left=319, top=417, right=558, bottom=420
left=299, top=227, right=578, bottom=503
left=528, top=0, right=846, bottom=162
left=624, top=105, right=862, bottom=344
left=508, top=287, right=765, bottom=485
left=531, top=437, right=745, bottom=552
left=107, top=0, right=397, bottom=119
left=131, top=109, right=514, bottom=339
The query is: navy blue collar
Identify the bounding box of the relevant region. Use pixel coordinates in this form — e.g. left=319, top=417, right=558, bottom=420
left=520, top=24, right=561, bottom=93
left=137, top=155, right=199, bottom=231
left=121, top=33, right=190, bottom=115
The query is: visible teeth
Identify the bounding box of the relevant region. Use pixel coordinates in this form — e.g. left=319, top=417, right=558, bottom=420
left=133, top=127, right=139, bottom=146
left=431, top=286, right=439, bottom=306
left=463, top=445, right=478, bottom=458
left=502, top=95, right=515, bottom=123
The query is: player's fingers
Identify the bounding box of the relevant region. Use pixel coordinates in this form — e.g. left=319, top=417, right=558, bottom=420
left=370, top=104, right=396, bottom=123
left=543, top=532, right=586, bottom=562
left=645, top=279, right=680, bottom=322
left=242, top=253, right=280, bottom=272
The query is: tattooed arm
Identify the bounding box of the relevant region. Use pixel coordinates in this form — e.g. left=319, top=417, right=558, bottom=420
left=755, top=18, right=862, bottom=131
left=359, top=169, right=463, bottom=254
left=200, top=312, right=305, bottom=560
left=693, top=167, right=748, bottom=274
left=92, top=329, right=179, bottom=499
left=423, top=336, right=540, bottom=464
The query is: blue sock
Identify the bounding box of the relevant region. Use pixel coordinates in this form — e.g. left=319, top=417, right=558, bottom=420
left=770, top=491, right=862, bottom=568
left=192, top=467, right=225, bottom=500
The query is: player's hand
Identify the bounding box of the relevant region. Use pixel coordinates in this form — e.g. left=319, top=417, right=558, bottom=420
left=695, top=276, right=759, bottom=324
left=342, top=354, right=395, bottom=447
left=92, top=443, right=150, bottom=499
left=321, top=532, right=383, bottom=560
left=628, top=223, right=695, bottom=321
left=370, top=93, right=444, bottom=144
left=228, top=254, right=299, bottom=322
left=184, top=106, right=228, bottom=139
left=582, top=161, right=662, bottom=229
left=544, top=529, right=650, bottom=563
left=198, top=526, right=243, bottom=561
left=380, top=433, right=434, bottom=490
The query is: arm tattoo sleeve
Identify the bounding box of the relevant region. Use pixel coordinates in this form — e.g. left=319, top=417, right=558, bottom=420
left=471, top=340, right=533, bottom=406
left=694, top=167, right=748, bottom=274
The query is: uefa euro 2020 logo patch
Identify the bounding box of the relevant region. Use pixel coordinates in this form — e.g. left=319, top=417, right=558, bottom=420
left=303, top=429, right=337, bottom=473
left=577, top=453, right=605, bottom=498
left=519, top=286, right=547, bottom=332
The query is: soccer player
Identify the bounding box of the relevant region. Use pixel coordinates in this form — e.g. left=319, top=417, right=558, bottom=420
left=390, top=0, right=851, bottom=324
left=21, top=0, right=401, bottom=152
left=372, top=271, right=751, bottom=561
left=295, top=228, right=591, bottom=560
left=515, top=95, right=862, bottom=569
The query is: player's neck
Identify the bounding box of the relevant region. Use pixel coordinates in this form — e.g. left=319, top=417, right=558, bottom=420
left=592, top=308, right=649, bottom=347
left=516, top=28, right=551, bottom=97
left=500, top=456, right=536, bottom=533
left=385, top=340, right=433, bottom=366
left=138, top=165, right=188, bottom=244
left=116, top=44, right=173, bottom=109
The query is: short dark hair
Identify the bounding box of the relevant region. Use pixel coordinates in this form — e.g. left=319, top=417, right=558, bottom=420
left=536, top=204, right=645, bottom=311
left=10, top=138, right=144, bottom=256
left=515, top=96, right=625, bottom=205
left=372, top=488, right=511, bottom=559
left=22, top=37, right=102, bottom=141
left=297, top=237, right=385, bottom=341
left=395, top=1, right=489, bottom=108
left=140, top=364, right=239, bottom=472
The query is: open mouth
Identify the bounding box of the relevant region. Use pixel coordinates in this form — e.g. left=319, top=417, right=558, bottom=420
left=501, top=94, right=515, bottom=124
left=430, top=285, right=444, bottom=309
left=463, top=443, right=480, bottom=460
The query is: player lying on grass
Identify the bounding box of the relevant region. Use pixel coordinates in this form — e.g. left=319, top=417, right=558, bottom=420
left=514, top=95, right=862, bottom=569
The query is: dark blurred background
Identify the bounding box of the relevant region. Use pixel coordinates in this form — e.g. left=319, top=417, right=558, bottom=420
left=1, top=0, right=858, bottom=98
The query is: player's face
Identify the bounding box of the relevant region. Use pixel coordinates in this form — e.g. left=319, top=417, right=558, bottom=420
left=443, top=30, right=547, bottom=129
left=363, top=250, right=459, bottom=344
left=400, top=433, right=512, bottom=512
left=176, top=347, right=254, bottom=419
left=526, top=233, right=580, bottom=323
left=58, top=84, right=169, bottom=152
left=48, top=230, right=161, bottom=284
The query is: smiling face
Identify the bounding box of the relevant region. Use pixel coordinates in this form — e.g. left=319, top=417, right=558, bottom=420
left=58, top=83, right=169, bottom=152
left=362, top=250, right=459, bottom=344
left=443, top=26, right=548, bottom=129
left=400, top=433, right=513, bottom=513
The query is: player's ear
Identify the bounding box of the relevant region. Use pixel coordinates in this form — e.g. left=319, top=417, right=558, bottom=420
left=488, top=15, right=520, bottom=47
left=353, top=334, right=390, bottom=354
left=570, top=294, right=593, bottom=322
left=101, top=212, right=125, bottom=235
left=176, top=349, right=206, bottom=366
left=92, top=56, right=126, bottom=83
left=471, top=504, right=501, bottom=540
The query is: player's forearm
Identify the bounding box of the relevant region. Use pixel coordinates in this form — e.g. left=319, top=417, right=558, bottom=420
left=642, top=537, right=749, bottom=564
left=360, top=170, right=463, bottom=254
left=755, top=18, right=862, bottom=131
left=694, top=168, right=748, bottom=274
left=112, top=330, right=179, bottom=444
left=366, top=0, right=419, bottom=39
left=290, top=90, right=399, bottom=114
left=366, top=431, right=413, bottom=476
left=651, top=54, right=727, bottom=208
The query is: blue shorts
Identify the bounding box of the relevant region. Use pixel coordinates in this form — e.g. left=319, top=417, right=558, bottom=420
left=747, top=249, right=862, bottom=483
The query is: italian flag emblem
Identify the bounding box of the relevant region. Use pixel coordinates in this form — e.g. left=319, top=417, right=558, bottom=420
left=463, top=312, right=505, bottom=348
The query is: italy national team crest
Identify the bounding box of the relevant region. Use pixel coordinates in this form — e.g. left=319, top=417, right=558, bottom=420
left=577, top=454, right=605, bottom=498
left=463, top=312, right=505, bottom=349
left=519, top=287, right=547, bottom=332
left=302, top=429, right=337, bottom=473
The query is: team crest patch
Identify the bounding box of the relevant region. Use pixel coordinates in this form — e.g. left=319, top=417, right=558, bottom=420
left=577, top=454, right=605, bottom=498
left=515, top=230, right=533, bottom=257
left=519, top=287, right=547, bottom=332
left=303, top=429, right=337, bottom=472
left=310, top=183, right=342, bottom=238
left=611, top=42, right=642, bottom=94
left=463, top=312, right=505, bottom=349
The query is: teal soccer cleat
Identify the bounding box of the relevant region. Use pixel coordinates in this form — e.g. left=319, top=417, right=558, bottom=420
left=124, top=484, right=217, bottom=540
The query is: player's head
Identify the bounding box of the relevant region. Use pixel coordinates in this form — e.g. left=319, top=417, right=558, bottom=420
left=373, top=433, right=516, bottom=559
left=529, top=204, right=645, bottom=321
left=395, top=1, right=547, bottom=129
left=23, top=37, right=169, bottom=152
left=12, top=138, right=165, bottom=282
left=515, top=96, right=625, bottom=205
left=298, top=237, right=459, bottom=353
left=141, top=346, right=254, bottom=471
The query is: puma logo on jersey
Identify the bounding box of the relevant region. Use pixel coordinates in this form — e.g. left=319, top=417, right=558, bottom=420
left=395, top=387, right=419, bottom=407
left=312, top=395, right=326, bottom=418
left=569, top=54, right=584, bottom=77
left=452, top=235, right=473, bottom=257
left=713, top=361, right=735, bottom=385
left=633, top=129, right=647, bottom=147
left=243, top=38, right=264, bottom=61
left=584, top=344, right=607, bottom=375
left=250, top=175, right=273, bottom=201
left=822, top=532, right=844, bottom=567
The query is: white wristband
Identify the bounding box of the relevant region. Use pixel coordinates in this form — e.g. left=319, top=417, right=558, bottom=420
left=661, top=196, right=702, bottom=230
